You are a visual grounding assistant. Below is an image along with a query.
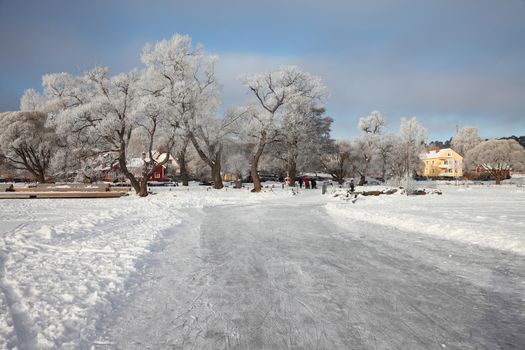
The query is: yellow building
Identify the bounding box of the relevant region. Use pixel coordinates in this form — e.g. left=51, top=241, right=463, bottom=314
left=223, top=172, right=240, bottom=182
left=419, top=148, right=463, bottom=178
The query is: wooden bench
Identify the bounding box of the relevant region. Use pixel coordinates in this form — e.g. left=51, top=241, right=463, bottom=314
left=0, top=191, right=126, bottom=199
left=14, top=184, right=111, bottom=192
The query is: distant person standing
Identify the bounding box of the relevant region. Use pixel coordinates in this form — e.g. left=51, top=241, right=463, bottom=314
left=304, top=177, right=310, bottom=189
left=298, top=177, right=304, bottom=188
left=350, top=178, right=355, bottom=192
left=311, top=178, right=317, bottom=189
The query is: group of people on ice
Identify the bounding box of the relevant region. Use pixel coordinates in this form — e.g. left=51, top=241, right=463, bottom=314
left=285, top=176, right=318, bottom=189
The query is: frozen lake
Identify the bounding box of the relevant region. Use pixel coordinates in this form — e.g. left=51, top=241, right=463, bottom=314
left=101, top=193, right=525, bottom=349
left=1, top=183, right=524, bottom=349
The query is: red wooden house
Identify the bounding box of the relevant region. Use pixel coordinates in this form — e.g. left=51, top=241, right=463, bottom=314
left=101, top=151, right=177, bottom=183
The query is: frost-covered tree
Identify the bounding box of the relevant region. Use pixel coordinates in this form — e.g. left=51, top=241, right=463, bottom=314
left=231, top=104, right=281, bottom=191
left=0, top=111, right=57, bottom=182
left=451, top=126, right=481, bottom=171
left=75, top=152, right=118, bottom=183
left=353, top=111, right=386, bottom=185
left=319, top=140, right=353, bottom=185
left=42, top=71, right=96, bottom=176
left=223, top=151, right=250, bottom=183
left=239, top=66, right=327, bottom=192
left=270, top=102, right=331, bottom=186
left=20, top=89, right=46, bottom=112
left=351, top=137, right=373, bottom=185
left=376, top=134, right=396, bottom=181
left=187, top=115, right=234, bottom=188
left=44, top=67, right=175, bottom=196
left=466, top=139, right=525, bottom=184
left=294, top=108, right=332, bottom=174
left=398, top=117, right=427, bottom=179
left=451, top=126, right=481, bottom=156
left=133, top=92, right=177, bottom=189
left=358, top=110, right=386, bottom=134
left=141, top=34, right=225, bottom=189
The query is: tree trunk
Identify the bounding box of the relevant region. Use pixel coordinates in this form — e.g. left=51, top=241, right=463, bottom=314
left=287, top=144, right=297, bottom=187
left=359, top=174, right=366, bottom=186
left=177, top=136, right=190, bottom=186
left=27, top=164, right=47, bottom=183
left=19, top=155, right=46, bottom=184
left=37, top=171, right=46, bottom=184
left=127, top=174, right=142, bottom=196
left=138, top=177, right=149, bottom=197
left=187, top=131, right=223, bottom=189
left=251, top=132, right=267, bottom=193
left=211, top=161, right=223, bottom=189
left=251, top=161, right=262, bottom=192
left=178, top=152, right=189, bottom=186
left=234, top=174, right=243, bottom=189
left=288, top=165, right=296, bottom=187
left=118, top=150, right=145, bottom=197
left=381, top=161, right=387, bottom=182
left=494, top=171, right=502, bottom=185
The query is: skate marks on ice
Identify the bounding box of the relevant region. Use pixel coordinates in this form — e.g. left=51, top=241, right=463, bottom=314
left=100, top=202, right=525, bottom=349
left=95, top=208, right=212, bottom=349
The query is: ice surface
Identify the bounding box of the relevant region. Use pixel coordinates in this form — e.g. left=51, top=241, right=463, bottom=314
left=0, top=187, right=252, bottom=349
left=1, top=183, right=524, bottom=349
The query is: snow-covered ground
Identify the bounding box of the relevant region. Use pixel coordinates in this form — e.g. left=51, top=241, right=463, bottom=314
left=0, top=182, right=524, bottom=349
left=327, top=182, right=525, bottom=255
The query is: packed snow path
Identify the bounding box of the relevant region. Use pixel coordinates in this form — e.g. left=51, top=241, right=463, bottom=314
left=99, top=197, right=525, bottom=350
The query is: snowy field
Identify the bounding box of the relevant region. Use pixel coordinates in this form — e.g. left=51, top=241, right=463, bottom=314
left=327, top=181, right=525, bottom=255
left=1, top=182, right=524, bottom=349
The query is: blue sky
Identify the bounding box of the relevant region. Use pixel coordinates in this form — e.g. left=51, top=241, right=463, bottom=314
left=1, top=0, right=524, bottom=140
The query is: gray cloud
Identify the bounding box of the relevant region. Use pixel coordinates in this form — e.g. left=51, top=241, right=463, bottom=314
left=217, top=52, right=525, bottom=140
left=1, top=0, right=524, bottom=140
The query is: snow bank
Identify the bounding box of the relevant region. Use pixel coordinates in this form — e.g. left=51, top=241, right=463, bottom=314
left=326, top=184, right=525, bottom=255
left=0, top=186, right=281, bottom=349
left=0, top=292, right=15, bottom=350
left=0, top=196, right=178, bottom=348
